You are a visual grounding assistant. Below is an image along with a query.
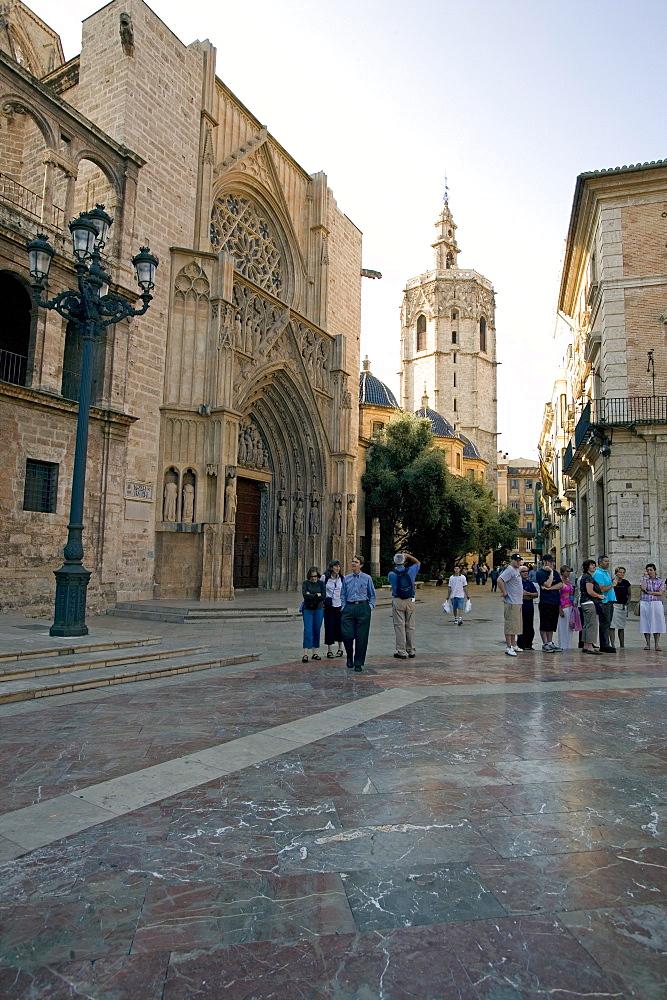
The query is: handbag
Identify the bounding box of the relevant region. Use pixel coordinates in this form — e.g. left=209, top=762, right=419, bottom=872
left=569, top=604, right=582, bottom=631
left=633, top=601, right=641, bottom=617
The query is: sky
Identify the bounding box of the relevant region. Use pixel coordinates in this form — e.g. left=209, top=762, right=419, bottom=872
left=29, top=0, right=667, bottom=460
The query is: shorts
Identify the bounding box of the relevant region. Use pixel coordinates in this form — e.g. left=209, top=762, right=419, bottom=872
left=539, top=602, right=560, bottom=633
left=451, top=596, right=465, bottom=611
left=503, top=602, right=522, bottom=635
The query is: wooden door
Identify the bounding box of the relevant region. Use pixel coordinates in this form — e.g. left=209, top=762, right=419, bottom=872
left=233, top=478, right=261, bottom=588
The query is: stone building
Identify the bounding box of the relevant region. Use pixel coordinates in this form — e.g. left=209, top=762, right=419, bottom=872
left=505, top=458, right=539, bottom=563
left=400, top=196, right=498, bottom=487
left=0, top=0, right=361, bottom=614
left=540, top=160, right=667, bottom=578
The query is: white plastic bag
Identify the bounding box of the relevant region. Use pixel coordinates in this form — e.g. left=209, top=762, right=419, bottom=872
left=464, top=598, right=472, bottom=613
left=442, top=599, right=452, bottom=614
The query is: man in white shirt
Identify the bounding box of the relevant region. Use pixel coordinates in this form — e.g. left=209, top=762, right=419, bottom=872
left=445, top=566, right=469, bottom=625
left=497, top=554, right=524, bottom=656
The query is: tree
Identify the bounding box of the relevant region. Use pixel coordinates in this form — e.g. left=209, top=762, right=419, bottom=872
left=362, top=413, right=517, bottom=572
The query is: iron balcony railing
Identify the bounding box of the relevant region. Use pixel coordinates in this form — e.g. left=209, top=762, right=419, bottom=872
left=0, top=172, right=65, bottom=229
left=0, top=348, right=27, bottom=386
left=563, top=395, right=667, bottom=473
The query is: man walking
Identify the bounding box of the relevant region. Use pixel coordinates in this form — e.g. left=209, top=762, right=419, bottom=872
left=341, top=555, right=376, bottom=671
left=593, top=555, right=618, bottom=653
left=536, top=554, right=564, bottom=652
left=498, top=553, right=524, bottom=656
left=387, top=552, right=420, bottom=658
left=445, top=565, right=469, bottom=625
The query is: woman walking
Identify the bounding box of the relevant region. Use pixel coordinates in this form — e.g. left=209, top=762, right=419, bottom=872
left=579, top=559, right=604, bottom=654
left=301, top=566, right=326, bottom=662
left=557, top=566, right=577, bottom=649
left=322, top=559, right=345, bottom=658
left=639, top=563, right=665, bottom=651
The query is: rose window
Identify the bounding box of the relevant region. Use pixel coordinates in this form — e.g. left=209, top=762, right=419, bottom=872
left=210, top=194, right=283, bottom=295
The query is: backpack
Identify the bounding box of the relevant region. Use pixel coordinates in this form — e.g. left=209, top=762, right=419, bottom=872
left=394, top=566, right=415, bottom=599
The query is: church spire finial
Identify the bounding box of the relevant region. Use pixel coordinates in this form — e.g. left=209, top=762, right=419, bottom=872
left=443, top=172, right=449, bottom=205
left=362, top=355, right=371, bottom=372
left=421, top=384, right=430, bottom=409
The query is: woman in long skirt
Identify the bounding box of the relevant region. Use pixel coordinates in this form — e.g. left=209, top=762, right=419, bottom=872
left=639, top=563, right=666, bottom=651
left=321, top=560, right=344, bottom=657
left=557, top=566, right=577, bottom=649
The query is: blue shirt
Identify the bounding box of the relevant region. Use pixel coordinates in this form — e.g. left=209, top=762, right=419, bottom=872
left=387, top=563, right=419, bottom=597
left=341, top=571, right=376, bottom=609
left=536, top=567, right=562, bottom=605
left=522, top=580, right=538, bottom=608
left=593, top=567, right=615, bottom=603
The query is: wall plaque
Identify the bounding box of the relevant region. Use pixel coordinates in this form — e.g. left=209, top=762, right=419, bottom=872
left=124, top=480, right=154, bottom=502
left=617, top=492, right=643, bottom=538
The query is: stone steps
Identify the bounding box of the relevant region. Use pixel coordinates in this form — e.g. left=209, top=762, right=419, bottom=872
left=0, top=643, right=210, bottom=682
left=0, top=648, right=260, bottom=704
left=0, top=635, right=162, bottom=665
left=107, top=602, right=299, bottom=623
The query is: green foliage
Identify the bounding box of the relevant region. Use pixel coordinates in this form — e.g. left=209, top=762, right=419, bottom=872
left=362, top=413, right=517, bottom=572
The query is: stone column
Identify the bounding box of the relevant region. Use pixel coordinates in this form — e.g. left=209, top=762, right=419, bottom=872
left=371, top=517, right=381, bottom=578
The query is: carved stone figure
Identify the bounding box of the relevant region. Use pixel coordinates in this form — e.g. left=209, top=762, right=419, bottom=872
left=332, top=502, right=342, bottom=537
left=182, top=483, right=195, bottom=523
left=163, top=481, right=178, bottom=522
left=277, top=499, right=288, bottom=533
left=294, top=500, right=304, bottom=535
left=309, top=499, right=320, bottom=535
left=224, top=474, right=237, bottom=524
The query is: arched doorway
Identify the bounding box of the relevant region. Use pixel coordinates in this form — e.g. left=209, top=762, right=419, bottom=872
left=233, top=478, right=261, bottom=588
left=0, top=272, right=32, bottom=385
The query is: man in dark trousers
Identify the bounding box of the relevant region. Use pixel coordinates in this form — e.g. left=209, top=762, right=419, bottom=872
left=517, top=564, right=538, bottom=650
left=536, top=554, right=564, bottom=652
left=341, top=555, right=376, bottom=671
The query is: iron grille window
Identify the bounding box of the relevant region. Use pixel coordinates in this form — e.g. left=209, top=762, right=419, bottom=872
left=23, top=460, right=58, bottom=513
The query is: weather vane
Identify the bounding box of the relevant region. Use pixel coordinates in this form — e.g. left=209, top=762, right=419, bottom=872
left=443, top=172, right=449, bottom=205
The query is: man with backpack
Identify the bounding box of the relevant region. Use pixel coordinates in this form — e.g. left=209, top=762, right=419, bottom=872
left=388, top=552, right=420, bottom=659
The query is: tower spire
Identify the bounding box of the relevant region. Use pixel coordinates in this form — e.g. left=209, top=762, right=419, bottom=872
left=432, top=190, right=460, bottom=270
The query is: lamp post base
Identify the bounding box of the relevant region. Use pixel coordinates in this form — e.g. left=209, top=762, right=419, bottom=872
left=50, top=564, right=92, bottom=637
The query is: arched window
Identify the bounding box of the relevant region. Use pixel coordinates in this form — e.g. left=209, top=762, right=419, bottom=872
left=451, top=310, right=458, bottom=321
left=446, top=252, right=454, bottom=269
left=479, top=316, right=487, bottom=353
left=416, top=314, right=426, bottom=352
left=0, top=272, right=32, bottom=386
left=61, top=321, right=104, bottom=403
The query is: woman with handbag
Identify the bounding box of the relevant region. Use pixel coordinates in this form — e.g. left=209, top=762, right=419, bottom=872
left=301, top=566, right=326, bottom=662
left=557, top=566, right=577, bottom=649
left=321, top=560, right=344, bottom=658
left=579, top=559, right=604, bottom=654
left=639, top=563, right=666, bottom=651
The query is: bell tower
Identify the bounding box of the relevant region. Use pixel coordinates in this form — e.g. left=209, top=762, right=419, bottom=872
left=400, top=193, right=498, bottom=490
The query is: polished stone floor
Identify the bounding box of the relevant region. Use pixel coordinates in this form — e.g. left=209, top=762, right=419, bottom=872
left=1, top=588, right=666, bottom=998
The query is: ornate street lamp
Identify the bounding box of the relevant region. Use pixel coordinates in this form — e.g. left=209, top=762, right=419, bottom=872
left=26, top=207, right=158, bottom=637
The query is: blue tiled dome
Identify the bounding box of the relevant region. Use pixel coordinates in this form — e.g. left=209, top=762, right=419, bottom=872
left=359, top=361, right=399, bottom=408
left=414, top=406, right=456, bottom=438
left=458, top=432, right=481, bottom=459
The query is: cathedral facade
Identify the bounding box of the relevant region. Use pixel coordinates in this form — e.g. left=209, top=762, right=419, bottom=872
left=400, top=199, right=498, bottom=486
left=0, top=0, right=361, bottom=613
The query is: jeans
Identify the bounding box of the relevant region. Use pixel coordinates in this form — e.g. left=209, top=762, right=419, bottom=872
left=451, top=597, right=465, bottom=614
left=302, top=608, right=324, bottom=648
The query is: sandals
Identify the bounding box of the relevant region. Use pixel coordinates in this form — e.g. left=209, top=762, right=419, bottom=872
left=336, top=650, right=344, bottom=657
left=327, top=651, right=334, bottom=658
left=302, top=655, right=308, bottom=662
left=312, top=654, right=321, bottom=660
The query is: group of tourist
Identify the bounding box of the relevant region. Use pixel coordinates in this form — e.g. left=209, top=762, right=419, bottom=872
left=300, top=552, right=421, bottom=670
left=498, top=553, right=666, bottom=655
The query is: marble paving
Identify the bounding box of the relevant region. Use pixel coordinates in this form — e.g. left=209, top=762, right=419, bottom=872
left=1, top=588, right=667, bottom=997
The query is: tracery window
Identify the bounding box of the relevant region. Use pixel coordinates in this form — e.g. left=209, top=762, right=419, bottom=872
left=210, top=194, right=284, bottom=295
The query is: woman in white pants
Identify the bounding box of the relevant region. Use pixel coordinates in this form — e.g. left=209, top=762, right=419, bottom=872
left=557, top=566, right=577, bottom=649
